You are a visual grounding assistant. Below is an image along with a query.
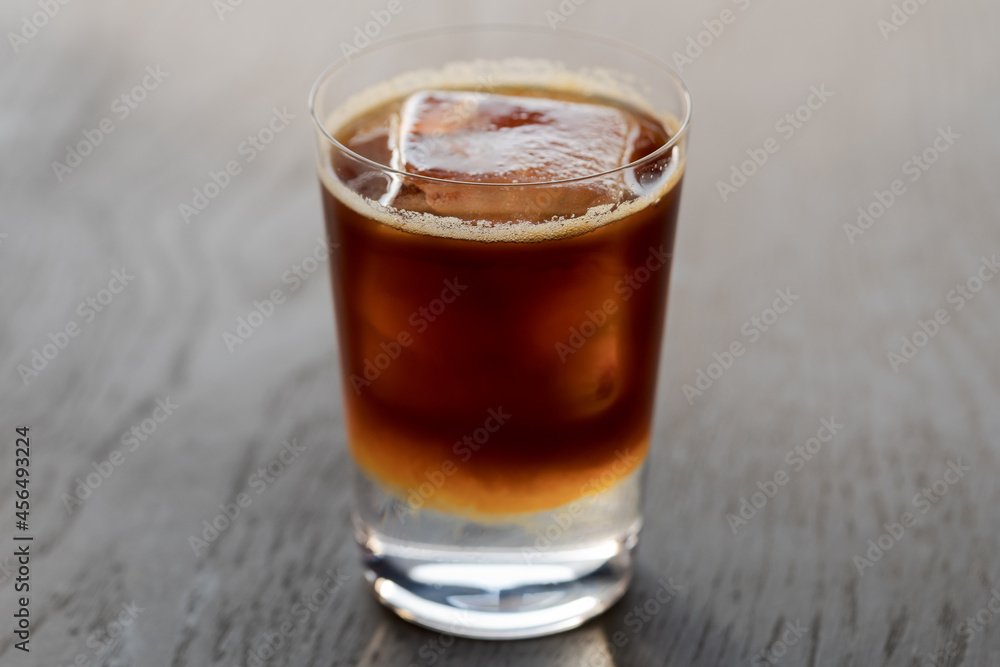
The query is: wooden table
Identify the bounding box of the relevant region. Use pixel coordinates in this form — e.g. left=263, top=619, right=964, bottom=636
left=3, top=0, right=999, bottom=664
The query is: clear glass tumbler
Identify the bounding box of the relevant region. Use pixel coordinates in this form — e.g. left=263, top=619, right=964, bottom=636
left=309, top=25, right=690, bottom=639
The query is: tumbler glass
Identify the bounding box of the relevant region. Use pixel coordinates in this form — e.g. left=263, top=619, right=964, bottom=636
left=310, top=24, right=690, bottom=639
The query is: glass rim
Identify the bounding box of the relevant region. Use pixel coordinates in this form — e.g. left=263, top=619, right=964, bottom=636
left=308, top=23, right=692, bottom=188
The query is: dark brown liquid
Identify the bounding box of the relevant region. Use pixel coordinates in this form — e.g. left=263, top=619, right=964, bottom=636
left=321, top=86, right=682, bottom=514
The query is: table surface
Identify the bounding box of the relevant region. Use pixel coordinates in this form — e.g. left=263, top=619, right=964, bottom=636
left=3, top=0, right=1000, bottom=665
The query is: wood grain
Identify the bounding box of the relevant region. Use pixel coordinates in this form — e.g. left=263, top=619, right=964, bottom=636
left=2, top=0, right=999, bottom=665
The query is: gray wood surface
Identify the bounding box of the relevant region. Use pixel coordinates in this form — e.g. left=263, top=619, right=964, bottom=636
left=2, top=0, right=1000, bottom=665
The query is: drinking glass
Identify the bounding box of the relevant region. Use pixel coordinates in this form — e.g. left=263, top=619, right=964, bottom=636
left=309, top=24, right=690, bottom=639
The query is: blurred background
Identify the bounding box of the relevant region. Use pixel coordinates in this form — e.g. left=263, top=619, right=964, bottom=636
left=2, top=0, right=999, bottom=665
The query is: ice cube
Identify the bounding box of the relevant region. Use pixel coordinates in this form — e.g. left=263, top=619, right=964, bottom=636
left=391, top=90, right=646, bottom=220
left=398, top=90, right=636, bottom=182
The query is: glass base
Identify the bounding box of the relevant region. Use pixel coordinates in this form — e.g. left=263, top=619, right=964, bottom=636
left=353, top=466, right=644, bottom=639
